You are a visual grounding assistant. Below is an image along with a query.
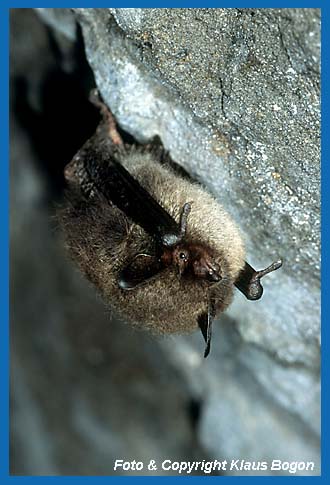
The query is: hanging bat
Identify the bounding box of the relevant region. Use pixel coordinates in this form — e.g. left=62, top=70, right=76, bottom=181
left=59, top=90, right=282, bottom=358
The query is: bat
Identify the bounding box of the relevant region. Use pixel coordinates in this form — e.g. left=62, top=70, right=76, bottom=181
left=59, top=90, right=282, bottom=358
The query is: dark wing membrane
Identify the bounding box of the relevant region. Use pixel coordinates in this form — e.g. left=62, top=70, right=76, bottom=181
left=83, top=147, right=182, bottom=246
left=118, top=254, right=164, bottom=290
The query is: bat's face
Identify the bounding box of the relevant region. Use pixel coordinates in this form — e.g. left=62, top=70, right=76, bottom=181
left=163, top=243, right=221, bottom=283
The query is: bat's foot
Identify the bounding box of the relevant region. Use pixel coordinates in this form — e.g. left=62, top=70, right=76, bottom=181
left=89, top=89, right=124, bottom=148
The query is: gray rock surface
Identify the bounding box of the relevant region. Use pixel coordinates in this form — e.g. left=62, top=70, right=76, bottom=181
left=11, top=8, right=320, bottom=475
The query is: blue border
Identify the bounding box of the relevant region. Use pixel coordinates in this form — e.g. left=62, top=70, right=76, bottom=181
left=3, top=1, right=325, bottom=7
left=2, top=1, right=325, bottom=482
left=321, top=1, right=327, bottom=482
left=1, top=3, right=9, bottom=482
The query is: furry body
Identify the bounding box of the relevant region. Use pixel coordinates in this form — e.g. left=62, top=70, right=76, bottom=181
left=60, top=134, right=246, bottom=335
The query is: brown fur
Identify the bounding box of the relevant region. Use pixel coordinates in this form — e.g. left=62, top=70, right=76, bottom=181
left=59, top=144, right=246, bottom=336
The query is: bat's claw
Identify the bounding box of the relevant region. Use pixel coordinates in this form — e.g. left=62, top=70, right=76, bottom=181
left=89, top=88, right=102, bottom=107
left=89, top=89, right=124, bottom=147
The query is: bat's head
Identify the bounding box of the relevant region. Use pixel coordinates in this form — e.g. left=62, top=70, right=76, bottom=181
left=163, top=243, right=222, bottom=283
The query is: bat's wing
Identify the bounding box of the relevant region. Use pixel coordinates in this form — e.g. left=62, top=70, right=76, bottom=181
left=235, top=260, right=282, bottom=300
left=81, top=142, right=182, bottom=247
left=66, top=93, right=183, bottom=247
left=118, top=254, right=164, bottom=290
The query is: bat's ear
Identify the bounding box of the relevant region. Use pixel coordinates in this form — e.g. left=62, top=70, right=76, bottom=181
left=235, top=260, right=282, bottom=300
left=197, top=302, right=214, bottom=358
left=198, top=312, right=213, bottom=358
left=198, top=296, right=216, bottom=358
left=118, top=254, right=164, bottom=290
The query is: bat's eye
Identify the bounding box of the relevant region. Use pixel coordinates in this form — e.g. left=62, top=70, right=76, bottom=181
left=179, top=252, right=188, bottom=261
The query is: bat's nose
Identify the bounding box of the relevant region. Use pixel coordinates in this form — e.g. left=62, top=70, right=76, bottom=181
left=207, top=270, right=221, bottom=282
